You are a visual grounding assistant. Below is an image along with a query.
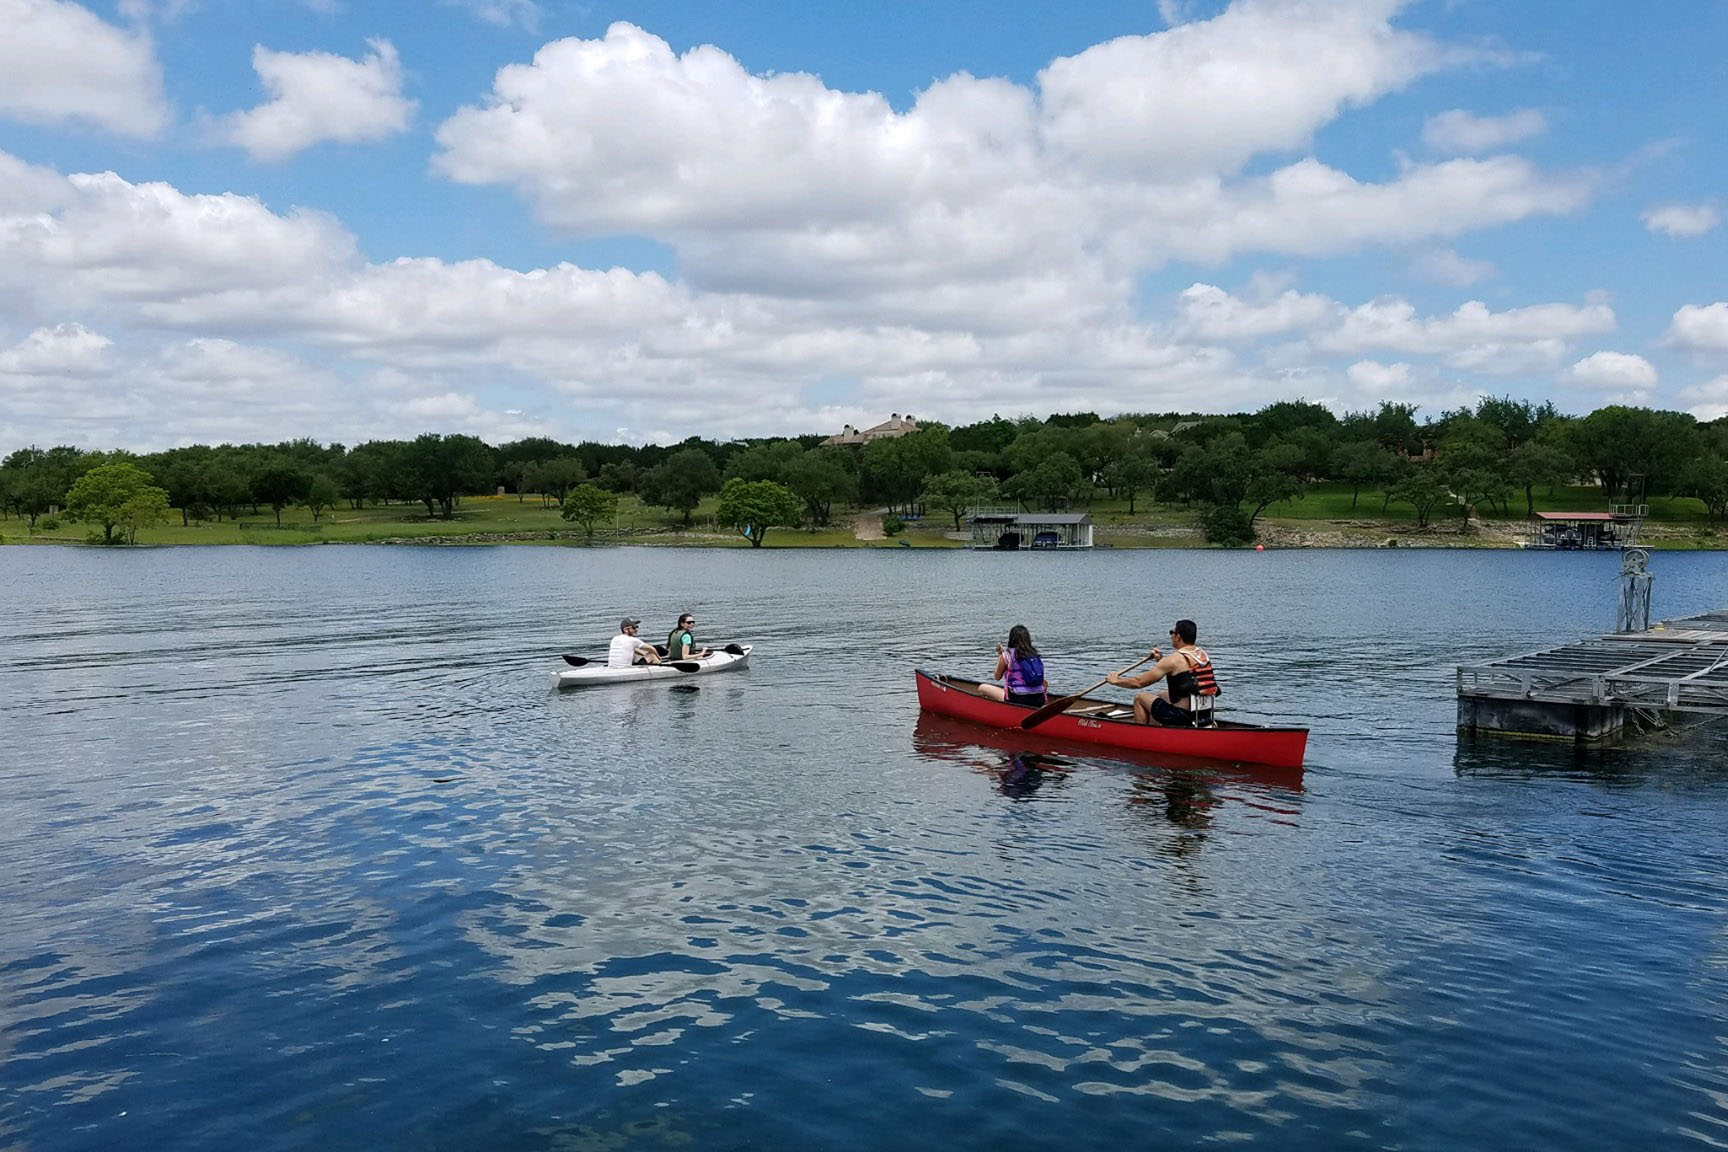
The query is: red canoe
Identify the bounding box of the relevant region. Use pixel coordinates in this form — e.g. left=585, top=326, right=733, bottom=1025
left=915, top=669, right=1309, bottom=770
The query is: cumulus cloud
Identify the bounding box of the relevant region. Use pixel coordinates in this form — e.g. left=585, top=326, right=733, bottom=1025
left=1037, top=0, right=1455, bottom=179
left=433, top=17, right=1586, bottom=303
left=217, top=39, right=414, bottom=161
left=1421, top=108, right=1546, bottom=154
left=1562, top=351, right=1657, bottom=396
left=0, top=0, right=169, bottom=137
left=1642, top=202, right=1719, bottom=239
left=1665, top=303, right=1728, bottom=352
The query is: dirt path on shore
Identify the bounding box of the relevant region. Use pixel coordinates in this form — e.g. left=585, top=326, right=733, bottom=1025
left=852, top=513, right=885, bottom=541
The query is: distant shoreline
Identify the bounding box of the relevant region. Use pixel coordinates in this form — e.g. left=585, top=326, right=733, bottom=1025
left=5, top=519, right=1723, bottom=551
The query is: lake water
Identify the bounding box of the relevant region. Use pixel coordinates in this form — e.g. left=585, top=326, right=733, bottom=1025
left=4, top=544, right=1728, bottom=1151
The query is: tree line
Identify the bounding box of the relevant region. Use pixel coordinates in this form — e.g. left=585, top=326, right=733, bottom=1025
left=3, top=400, right=1726, bottom=545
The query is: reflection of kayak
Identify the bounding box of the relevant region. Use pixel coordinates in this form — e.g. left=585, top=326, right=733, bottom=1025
left=915, top=669, right=1308, bottom=770
left=550, top=645, right=753, bottom=689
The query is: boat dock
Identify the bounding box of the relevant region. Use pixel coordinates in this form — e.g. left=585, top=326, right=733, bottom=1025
left=1458, top=608, right=1728, bottom=741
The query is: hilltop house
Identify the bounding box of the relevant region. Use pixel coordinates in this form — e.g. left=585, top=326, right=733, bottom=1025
left=821, top=414, right=919, bottom=447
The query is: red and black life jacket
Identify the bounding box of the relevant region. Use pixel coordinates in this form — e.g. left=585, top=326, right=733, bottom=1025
left=1168, top=645, right=1219, bottom=702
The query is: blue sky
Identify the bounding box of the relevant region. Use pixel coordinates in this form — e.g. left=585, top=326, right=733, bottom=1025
left=1, top=0, right=1725, bottom=451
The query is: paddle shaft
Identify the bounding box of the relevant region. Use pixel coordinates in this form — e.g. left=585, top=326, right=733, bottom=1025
left=564, top=653, right=703, bottom=672
left=1019, top=652, right=1159, bottom=730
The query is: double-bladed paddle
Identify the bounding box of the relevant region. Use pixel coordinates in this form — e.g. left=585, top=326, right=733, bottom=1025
left=562, top=653, right=703, bottom=672
left=1019, top=652, right=1159, bottom=730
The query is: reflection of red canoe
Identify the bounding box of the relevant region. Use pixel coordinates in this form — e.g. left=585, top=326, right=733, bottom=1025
left=915, top=669, right=1309, bottom=770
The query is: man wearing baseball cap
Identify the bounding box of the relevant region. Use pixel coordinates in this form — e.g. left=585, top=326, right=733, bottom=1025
left=607, top=617, right=663, bottom=668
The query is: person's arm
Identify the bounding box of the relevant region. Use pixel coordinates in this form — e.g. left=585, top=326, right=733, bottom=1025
left=992, top=646, right=1010, bottom=681
left=1108, top=648, right=1169, bottom=689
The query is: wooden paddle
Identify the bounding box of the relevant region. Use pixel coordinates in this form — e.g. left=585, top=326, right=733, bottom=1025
left=1019, top=652, right=1159, bottom=730
left=562, top=653, right=702, bottom=672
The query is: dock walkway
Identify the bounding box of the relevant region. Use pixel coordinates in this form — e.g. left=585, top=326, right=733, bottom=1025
left=1458, top=609, right=1728, bottom=740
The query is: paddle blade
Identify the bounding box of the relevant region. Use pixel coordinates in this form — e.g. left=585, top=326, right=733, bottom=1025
left=723, top=643, right=746, bottom=656
left=668, top=660, right=702, bottom=673
left=562, top=654, right=592, bottom=667
left=1019, top=693, right=1080, bottom=730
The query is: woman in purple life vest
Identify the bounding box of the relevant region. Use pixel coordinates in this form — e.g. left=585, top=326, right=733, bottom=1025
left=978, top=624, right=1048, bottom=705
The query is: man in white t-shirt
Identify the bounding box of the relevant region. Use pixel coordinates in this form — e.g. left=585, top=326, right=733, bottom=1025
left=607, top=617, right=662, bottom=668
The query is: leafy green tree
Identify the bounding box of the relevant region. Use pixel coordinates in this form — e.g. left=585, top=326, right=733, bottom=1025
left=1202, top=504, right=1254, bottom=546
left=715, top=478, right=804, bottom=547
left=64, top=461, right=170, bottom=544
left=949, top=415, right=1019, bottom=456
left=1331, top=440, right=1402, bottom=508
left=1390, top=463, right=1453, bottom=528
left=1102, top=443, right=1160, bottom=513
left=524, top=457, right=587, bottom=505
left=303, top=474, right=341, bottom=522
left=560, top=483, right=619, bottom=542
left=1568, top=406, right=1701, bottom=503
left=252, top=460, right=311, bottom=527
left=2, top=446, right=85, bottom=528
left=1005, top=452, right=1087, bottom=512
left=780, top=449, right=857, bottom=526
left=405, top=433, right=496, bottom=518
left=725, top=440, right=803, bottom=483
left=921, top=470, right=999, bottom=530
left=1243, top=442, right=1307, bottom=531
left=595, top=460, right=638, bottom=493
left=860, top=427, right=952, bottom=512
left=1505, top=441, right=1574, bottom=516
left=640, top=448, right=721, bottom=525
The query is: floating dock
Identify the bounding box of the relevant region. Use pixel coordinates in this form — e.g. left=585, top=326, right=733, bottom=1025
left=1458, top=609, right=1728, bottom=742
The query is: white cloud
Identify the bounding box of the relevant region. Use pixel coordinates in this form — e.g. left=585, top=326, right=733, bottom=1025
left=0, top=323, right=112, bottom=377
left=1642, top=203, right=1719, bottom=239
left=0, top=164, right=357, bottom=313
left=429, top=18, right=1589, bottom=327
left=0, top=0, right=169, bottom=138
left=1421, top=108, right=1545, bottom=154
left=1346, top=359, right=1414, bottom=392
left=1665, top=303, right=1728, bottom=352
left=1172, top=282, right=1335, bottom=343
left=1561, top=351, right=1657, bottom=395
left=1037, top=0, right=1455, bottom=179
left=1679, top=375, right=1728, bottom=422
left=217, top=39, right=414, bottom=162
left=1411, top=248, right=1494, bottom=286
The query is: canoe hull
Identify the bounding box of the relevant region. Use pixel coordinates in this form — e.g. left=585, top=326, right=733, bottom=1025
left=551, top=645, right=752, bottom=688
left=915, top=669, right=1307, bottom=769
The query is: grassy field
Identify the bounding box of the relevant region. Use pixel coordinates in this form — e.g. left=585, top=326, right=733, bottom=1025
left=1, top=483, right=1718, bottom=547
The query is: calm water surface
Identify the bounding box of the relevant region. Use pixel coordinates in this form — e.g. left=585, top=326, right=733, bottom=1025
left=4, top=545, right=1728, bottom=1151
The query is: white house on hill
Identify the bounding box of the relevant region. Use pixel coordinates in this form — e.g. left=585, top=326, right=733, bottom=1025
left=821, top=414, right=919, bottom=447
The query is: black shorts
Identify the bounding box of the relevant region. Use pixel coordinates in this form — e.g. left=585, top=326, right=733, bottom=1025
left=1150, top=696, right=1193, bottom=726
left=1007, top=690, right=1048, bottom=707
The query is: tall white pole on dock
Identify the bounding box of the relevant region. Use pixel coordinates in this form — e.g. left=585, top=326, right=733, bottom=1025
left=1616, top=547, right=1653, bottom=633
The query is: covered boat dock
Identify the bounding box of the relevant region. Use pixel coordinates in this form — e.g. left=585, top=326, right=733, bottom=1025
left=967, top=510, right=1094, bottom=550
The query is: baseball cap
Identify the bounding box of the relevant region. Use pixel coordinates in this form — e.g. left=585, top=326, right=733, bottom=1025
left=621, top=617, right=641, bottom=629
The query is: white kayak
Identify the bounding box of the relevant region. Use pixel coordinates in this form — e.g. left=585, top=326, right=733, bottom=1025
left=549, top=644, right=753, bottom=689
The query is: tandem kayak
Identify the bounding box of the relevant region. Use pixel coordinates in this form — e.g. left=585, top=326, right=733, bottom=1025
left=915, top=669, right=1308, bottom=769
left=550, top=645, right=753, bottom=689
